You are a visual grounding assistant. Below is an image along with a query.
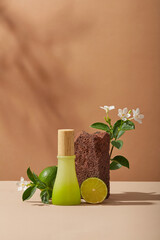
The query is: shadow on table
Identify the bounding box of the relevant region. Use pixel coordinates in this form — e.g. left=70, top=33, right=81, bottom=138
left=28, top=200, right=50, bottom=207
left=81, top=192, right=160, bottom=206
left=28, top=192, right=160, bottom=207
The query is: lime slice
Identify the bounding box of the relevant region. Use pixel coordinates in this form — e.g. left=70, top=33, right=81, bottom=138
left=81, top=177, right=107, bottom=204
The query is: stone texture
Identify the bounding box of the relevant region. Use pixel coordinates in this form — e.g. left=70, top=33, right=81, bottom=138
left=74, top=131, right=110, bottom=198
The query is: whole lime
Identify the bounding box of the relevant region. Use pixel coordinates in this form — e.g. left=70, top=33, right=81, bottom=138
left=39, top=166, right=57, bottom=188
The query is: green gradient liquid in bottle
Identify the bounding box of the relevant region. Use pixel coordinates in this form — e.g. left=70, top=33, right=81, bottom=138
left=52, top=129, right=81, bottom=205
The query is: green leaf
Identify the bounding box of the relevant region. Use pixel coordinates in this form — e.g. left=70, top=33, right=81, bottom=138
left=117, top=130, right=125, bottom=139
left=40, top=190, right=50, bottom=204
left=48, top=189, right=52, bottom=199
left=27, top=167, right=36, bottom=183
left=112, top=155, right=130, bottom=169
left=121, top=120, right=135, bottom=131
left=113, top=120, right=135, bottom=139
left=90, top=122, right=110, bottom=133
left=110, top=161, right=122, bottom=170
left=113, top=120, right=122, bottom=138
left=22, top=186, right=36, bottom=201
left=32, top=173, right=47, bottom=189
left=111, top=140, right=123, bottom=149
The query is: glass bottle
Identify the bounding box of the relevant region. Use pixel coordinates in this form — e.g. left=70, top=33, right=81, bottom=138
left=52, top=129, right=81, bottom=205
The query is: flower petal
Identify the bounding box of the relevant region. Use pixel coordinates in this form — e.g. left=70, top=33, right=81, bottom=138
left=122, top=117, right=127, bottom=121
left=23, top=186, right=28, bottom=191
left=123, top=108, right=128, bottom=114
left=20, top=177, right=24, bottom=182
left=136, top=108, right=140, bottom=114
left=126, top=113, right=131, bottom=118
left=18, top=186, right=23, bottom=191
left=109, top=106, right=115, bottom=110
left=118, top=109, right=122, bottom=114
left=137, top=119, right=142, bottom=124
left=139, top=114, right=144, bottom=119
left=132, top=109, right=136, bottom=115
left=134, top=117, right=142, bottom=124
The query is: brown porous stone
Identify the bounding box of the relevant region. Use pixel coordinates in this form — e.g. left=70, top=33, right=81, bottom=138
left=74, top=131, right=110, bottom=198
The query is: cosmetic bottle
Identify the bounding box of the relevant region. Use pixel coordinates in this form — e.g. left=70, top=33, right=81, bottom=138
left=52, top=129, right=81, bottom=205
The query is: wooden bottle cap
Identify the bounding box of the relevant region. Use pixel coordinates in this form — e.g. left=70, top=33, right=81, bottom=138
left=58, top=129, right=75, bottom=156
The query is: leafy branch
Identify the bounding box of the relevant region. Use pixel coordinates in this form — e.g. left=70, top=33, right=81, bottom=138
left=90, top=106, right=138, bottom=170
left=22, top=167, right=54, bottom=204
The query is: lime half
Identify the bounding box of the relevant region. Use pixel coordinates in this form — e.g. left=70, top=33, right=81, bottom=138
left=81, top=177, right=107, bottom=204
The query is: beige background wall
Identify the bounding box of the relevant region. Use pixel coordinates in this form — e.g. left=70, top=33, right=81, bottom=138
left=0, top=0, right=160, bottom=181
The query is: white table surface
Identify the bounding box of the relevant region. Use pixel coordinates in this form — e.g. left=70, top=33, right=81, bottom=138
left=0, top=181, right=160, bottom=240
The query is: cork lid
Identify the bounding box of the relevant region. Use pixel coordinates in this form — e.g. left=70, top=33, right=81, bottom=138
left=58, top=129, right=75, bottom=156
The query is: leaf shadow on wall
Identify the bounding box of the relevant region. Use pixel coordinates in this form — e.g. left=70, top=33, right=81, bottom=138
left=0, top=1, right=94, bottom=173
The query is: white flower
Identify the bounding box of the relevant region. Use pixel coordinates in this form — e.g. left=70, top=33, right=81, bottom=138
left=118, top=107, right=131, bottom=121
left=132, top=108, right=144, bottom=124
left=17, top=177, right=28, bottom=191
left=100, top=105, right=115, bottom=113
